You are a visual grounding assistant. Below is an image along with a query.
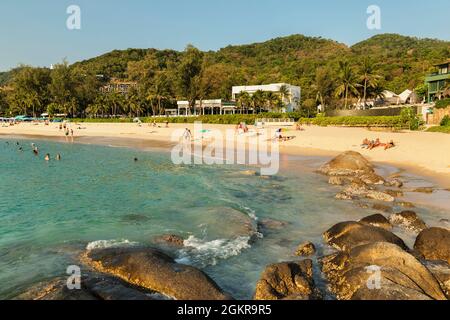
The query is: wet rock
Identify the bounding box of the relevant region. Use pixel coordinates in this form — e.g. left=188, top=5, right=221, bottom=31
left=295, top=242, right=316, bottom=256
left=425, top=261, right=450, bottom=299
left=153, top=234, right=185, bottom=247
left=328, top=176, right=346, bottom=185
left=254, top=259, right=321, bottom=300
left=335, top=192, right=353, bottom=200
left=258, top=218, right=289, bottom=231
left=410, top=187, right=434, bottom=194
left=384, top=179, right=404, bottom=188
left=359, top=172, right=385, bottom=185
left=359, top=214, right=392, bottom=230
left=323, top=221, right=407, bottom=252
left=15, top=274, right=156, bottom=300
left=318, top=151, right=374, bottom=177
left=372, top=203, right=393, bottom=213
left=414, top=228, right=450, bottom=264
left=83, top=247, right=233, bottom=300
left=389, top=211, right=427, bottom=233
left=321, top=242, right=447, bottom=300
left=365, top=190, right=395, bottom=202
left=397, top=201, right=416, bottom=208
left=384, top=189, right=404, bottom=197
left=338, top=183, right=394, bottom=202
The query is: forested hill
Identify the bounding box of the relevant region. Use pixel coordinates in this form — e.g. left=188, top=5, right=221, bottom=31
left=2, top=33, right=450, bottom=99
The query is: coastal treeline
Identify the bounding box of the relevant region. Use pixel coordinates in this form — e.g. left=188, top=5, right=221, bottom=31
left=0, top=33, right=449, bottom=118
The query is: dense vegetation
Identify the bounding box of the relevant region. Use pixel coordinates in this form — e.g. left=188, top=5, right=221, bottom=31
left=435, top=98, right=450, bottom=109
left=0, top=33, right=449, bottom=118
left=427, top=115, right=450, bottom=133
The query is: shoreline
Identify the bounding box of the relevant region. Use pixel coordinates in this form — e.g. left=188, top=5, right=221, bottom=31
left=1, top=122, right=449, bottom=187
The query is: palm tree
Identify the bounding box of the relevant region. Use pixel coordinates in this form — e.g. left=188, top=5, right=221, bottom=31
left=359, top=58, right=381, bottom=108
left=278, top=85, right=290, bottom=109
left=335, top=61, right=360, bottom=109
left=265, top=92, right=281, bottom=112
left=236, top=92, right=251, bottom=114
left=251, top=90, right=266, bottom=114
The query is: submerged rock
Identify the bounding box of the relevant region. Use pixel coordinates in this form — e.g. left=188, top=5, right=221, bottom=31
left=359, top=214, right=392, bottom=230
left=414, top=228, right=450, bottom=264
left=254, top=259, right=321, bottom=300
left=321, top=242, right=447, bottom=300
left=372, top=203, right=393, bottom=213
left=318, top=151, right=374, bottom=177
left=359, top=172, right=385, bottom=185
left=389, top=211, right=427, bottom=233
left=410, top=187, right=434, bottom=194
left=258, top=218, right=289, bottom=231
left=153, top=234, right=185, bottom=247
left=337, top=182, right=394, bottom=203
left=295, top=242, right=316, bottom=256
left=323, top=221, right=407, bottom=252
left=82, top=247, right=233, bottom=300
left=397, top=201, right=416, bottom=208
left=384, top=189, right=404, bottom=197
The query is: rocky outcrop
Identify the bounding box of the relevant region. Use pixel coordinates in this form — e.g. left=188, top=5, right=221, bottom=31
left=389, top=211, right=427, bottom=233
left=321, top=242, right=447, bottom=300
left=359, top=214, right=392, bottom=230
left=372, top=203, right=393, bottom=213
left=318, top=151, right=374, bottom=177
left=15, top=273, right=157, bottom=300
left=414, top=228, right=450, bottom=264
left=323, top=221, right=407, bottom=252
left=82, top=247, right=232, bottom=300
left=384, top=179, right=404, bottom=188
left=425, top=261, right=450, bottom=299
left=254, top=259, right=321, bottom=300
left=295, top=242, right=316, bottom=256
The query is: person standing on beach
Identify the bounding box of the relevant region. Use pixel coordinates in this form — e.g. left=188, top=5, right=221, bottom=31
left=70, top=129, right=74, bottom=142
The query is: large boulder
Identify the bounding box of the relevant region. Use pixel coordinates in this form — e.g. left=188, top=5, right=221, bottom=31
left=389, top=211, right=427, bottom=233
left=414, top=228, right=450, bottom=264
left=359, top=214, right=392, bottom=231
left=321, top=242, right=447, bottom=300
left=82, top=247, right=232, bottom=300
left=318, top=151, right=374, bottom=176
left=254, top=259, right=320, bottom=300
left=323, top=221, right=407, bottom=252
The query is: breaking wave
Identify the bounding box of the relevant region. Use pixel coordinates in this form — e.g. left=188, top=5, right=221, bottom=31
left=176, top=235, right=252, bottom=268
left=86, top=239, right=139, bottom=250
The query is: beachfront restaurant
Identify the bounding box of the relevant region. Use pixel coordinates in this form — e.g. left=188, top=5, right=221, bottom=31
left=177, top=99, right=237, bottom=116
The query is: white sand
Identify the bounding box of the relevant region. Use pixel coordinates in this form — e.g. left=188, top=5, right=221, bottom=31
left=2, top=122, right=449, bottom=183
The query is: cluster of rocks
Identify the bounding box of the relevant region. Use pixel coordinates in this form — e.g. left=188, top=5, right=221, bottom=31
left=15, top=151, right=449, bottom=301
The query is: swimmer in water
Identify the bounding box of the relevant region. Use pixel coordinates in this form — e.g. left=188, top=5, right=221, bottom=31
left=134, top=157, right=138, bottom=162
left=33, top=147, right=39, bottom=156
left=56, top=154, right=61, bottom=161
left=44, top=154, right=50, bottom=161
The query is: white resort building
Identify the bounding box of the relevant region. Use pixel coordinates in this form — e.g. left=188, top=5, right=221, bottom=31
left=232, top=83, right=301, bottom=112
left=177, top=99, right=237, bottom=116
left=175, top=83, right=301, bottom=116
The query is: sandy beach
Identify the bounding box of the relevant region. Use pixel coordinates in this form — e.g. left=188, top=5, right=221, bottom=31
left=1, top=122, right=450, bottom=184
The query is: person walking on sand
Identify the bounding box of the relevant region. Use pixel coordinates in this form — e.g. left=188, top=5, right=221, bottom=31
left=70, top=129, right=74, bottom=142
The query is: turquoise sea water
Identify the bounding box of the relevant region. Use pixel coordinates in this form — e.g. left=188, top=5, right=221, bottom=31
left=0, top=137, right=449, bottom=299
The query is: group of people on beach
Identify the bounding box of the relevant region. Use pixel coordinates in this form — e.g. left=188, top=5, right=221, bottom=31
left=361, top=138, right=395, bottom=150
left=58, top=122, right=74, bottom=142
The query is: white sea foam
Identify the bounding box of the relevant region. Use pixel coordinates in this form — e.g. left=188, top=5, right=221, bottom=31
left=86, top=239, right=139, bottom=250
left=176, top=235, right=251, bottom=268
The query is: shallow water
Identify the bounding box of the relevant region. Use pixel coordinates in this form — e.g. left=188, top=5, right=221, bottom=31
left=0, top=138, right=448, bottom=299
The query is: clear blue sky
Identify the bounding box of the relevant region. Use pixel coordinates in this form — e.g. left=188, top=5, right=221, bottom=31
left=1, top=0, right=449, bottom=71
